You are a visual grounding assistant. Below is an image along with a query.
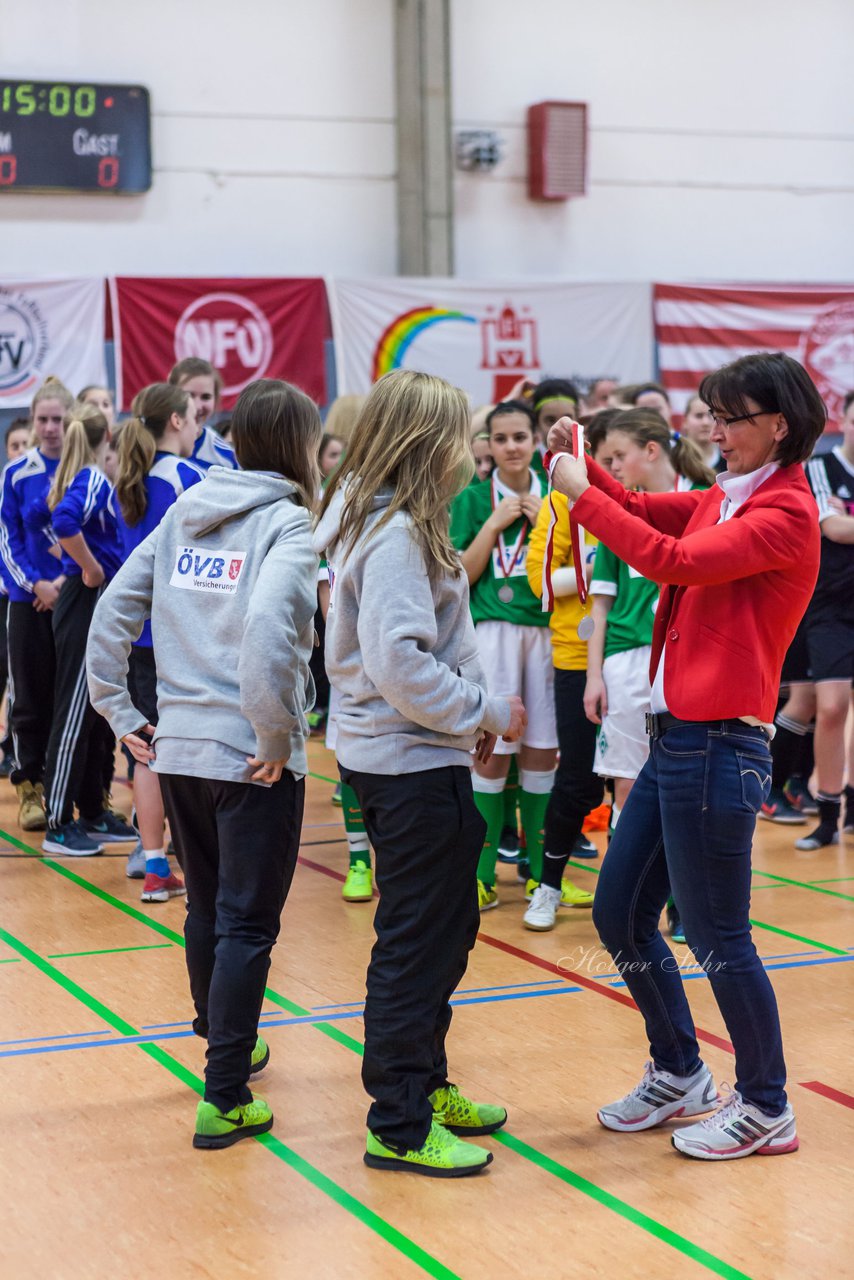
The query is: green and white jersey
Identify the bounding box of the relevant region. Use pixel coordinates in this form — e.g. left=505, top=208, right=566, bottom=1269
left=450, top=468, right=548, bottom=628
left=590, top=543, right=658, bottom=658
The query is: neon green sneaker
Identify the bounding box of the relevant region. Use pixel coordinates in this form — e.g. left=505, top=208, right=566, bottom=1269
left=342, top=860, right=373, bottom=902
left=478, top=879, right=499, bottom=911
left=250, top=1034, right=270, bottom=1075
left=193, top=1096, right=273, bottom=1149
left=332, top=782, right=343, bottom=807
left=429, top=1083, right=508, bottom=1136
left=525, top=877, right=594, bottom=908
left=364, top=1118, right=492, bottom=1177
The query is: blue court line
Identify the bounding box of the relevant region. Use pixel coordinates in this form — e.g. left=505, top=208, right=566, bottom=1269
left=310, top=977, right=566, bottom=1011
left=0, top=1028, right=110, bottom=1049
left=607, top=951, right=854, bottom=988
left=0, top=985, right=586, bottom=1061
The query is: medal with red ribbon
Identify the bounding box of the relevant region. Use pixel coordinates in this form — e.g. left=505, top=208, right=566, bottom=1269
left=491, top=473, right=530, bottom=604
left=542, top=421, right=595, bottom=640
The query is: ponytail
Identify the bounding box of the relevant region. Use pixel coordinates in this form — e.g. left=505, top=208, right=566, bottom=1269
left=31, top=374, right=75, bottom=417
left=47, top=405, right=109, bottom=509
left=670, top=434, right=715, bottom=488
left=115, top=382, right=190, bottom=526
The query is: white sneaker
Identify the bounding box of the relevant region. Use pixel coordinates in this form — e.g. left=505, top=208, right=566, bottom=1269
left=671, top=1089, right=799, bottom=1160
left=598, top=1061, right=719, bottom=1132
left=125, top=840, right=146, bottom=879
left=523, top=883, right=561, bottom=931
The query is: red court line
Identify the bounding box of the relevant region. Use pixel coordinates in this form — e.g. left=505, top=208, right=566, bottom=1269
left=799, top=1081, right=854, bottom=1111
left=476, top=931, right=735, bottom=1055
left=297, top=852, right=380, bottom=898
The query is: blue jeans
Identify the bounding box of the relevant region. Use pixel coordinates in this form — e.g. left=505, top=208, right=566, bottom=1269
left=592, top=721, right=787, bottom=1115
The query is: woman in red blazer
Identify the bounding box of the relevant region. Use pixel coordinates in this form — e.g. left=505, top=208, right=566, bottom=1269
left=546, top=352, right=825, bottom=1161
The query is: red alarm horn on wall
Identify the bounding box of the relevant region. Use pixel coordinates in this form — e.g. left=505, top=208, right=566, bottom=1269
left=527, top=101, right=588, bottom=201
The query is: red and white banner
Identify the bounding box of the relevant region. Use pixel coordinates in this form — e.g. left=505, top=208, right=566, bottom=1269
left=655, top=284, right=854, bottom=425
left=0, top=278, right=107, bottom=408
left=330, top=279, right=653, bottom=402
left=111, top=277, right=330, bottom=410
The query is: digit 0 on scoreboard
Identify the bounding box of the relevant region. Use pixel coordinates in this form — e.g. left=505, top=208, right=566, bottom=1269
left=0, top=80, right=151, bottom=194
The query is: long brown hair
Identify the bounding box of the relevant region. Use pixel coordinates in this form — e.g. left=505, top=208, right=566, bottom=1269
left=607, top=408, right=715, bottom=488
left=230, top=379, right=321, bottom=507
left=168, top=356, right=222, bottom=402
left=318, top=369, right=472, bottom=582
left=47, top=404, right=109, bottom=509
left=115, top=383, right=190, bottom=526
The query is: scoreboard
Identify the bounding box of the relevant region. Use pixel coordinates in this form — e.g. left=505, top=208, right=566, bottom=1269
left=0, top=80, right=151, bottom=194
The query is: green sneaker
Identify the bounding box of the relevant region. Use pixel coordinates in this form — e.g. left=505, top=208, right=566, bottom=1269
left=477, top=879, right=499, bottom=911
left=364, top=1118, right=492, bottom=1177
left=525, top=877, right=595, bottom=908
left=342, top=860, right=373, bottom=902
left=250, top=1034, right=270, bottom=1075
left=332, top=782, right=343, bottom=807
left=193, top=1096, right=273, bottom=1149
left=429, top=1083, right=508, bottom=1136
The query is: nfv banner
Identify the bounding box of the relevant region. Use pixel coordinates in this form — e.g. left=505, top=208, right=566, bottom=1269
left=329, top=279, right=653, bottom=401
left=0, top=278, right=107, bottom=407
left=111, top=277, right=330, bottom=410
left=655, top=283, right=854, bottom=425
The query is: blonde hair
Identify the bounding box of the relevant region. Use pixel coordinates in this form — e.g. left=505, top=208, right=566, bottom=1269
left=48, top=404, right=109, bottom=510
left=318, top=369, right=472, bottom=582
left=116, top=383, right=190, bottom=527
left=607, top=408, right=714, bottom=488
left=323, top=394, right=366, bottom=444
left=31, top=375, right=74, bottom=416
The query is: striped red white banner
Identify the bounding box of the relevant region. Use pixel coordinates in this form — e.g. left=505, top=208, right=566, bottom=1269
left=654, top=284, right=854, bottom=425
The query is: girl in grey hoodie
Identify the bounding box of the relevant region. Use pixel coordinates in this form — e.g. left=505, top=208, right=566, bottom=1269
left=315, top=369, right=526, bottom=1178
left=87, top=379, right=320, bottom=1150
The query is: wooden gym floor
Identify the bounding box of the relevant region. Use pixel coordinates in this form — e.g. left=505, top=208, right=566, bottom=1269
left=0, top=736, right=852, bottom=1280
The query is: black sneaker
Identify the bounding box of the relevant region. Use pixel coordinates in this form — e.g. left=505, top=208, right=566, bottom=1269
left=83, top=810, right=138, bottom=844
left=758, top=787, right=807, bottom=825
left=42, top=821, right=103, bottom=857
left=783, top=777, right=818, bottom=816
left=496, top=825, right=520, bottom=863
left=572, top=833, right=599, bottom=859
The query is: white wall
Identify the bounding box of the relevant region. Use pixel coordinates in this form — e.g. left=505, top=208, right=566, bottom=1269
left=452, top=0, right=854, bottom=280
left=1, top=0, right=852, bottom=282
left=0, top=0, right=397, bottom=275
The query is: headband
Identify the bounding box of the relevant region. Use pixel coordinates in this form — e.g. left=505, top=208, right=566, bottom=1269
left=535, top=395, right=577, bottom=412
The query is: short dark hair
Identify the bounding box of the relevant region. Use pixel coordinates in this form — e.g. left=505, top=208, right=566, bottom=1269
left=843, top=390, right=854, bottom=416
left=531, top=378, right=580, bottom=412
left=5, top=417, right=29, bottom=444
left=585, top=407, right=624, bottom=456
left=230, top=378, right=322, bottom=507
left=630, top=381, right=671, bottom=405
left=486, top=399, right=536, bottom=432
left=699, top=353, right=827, bottom=467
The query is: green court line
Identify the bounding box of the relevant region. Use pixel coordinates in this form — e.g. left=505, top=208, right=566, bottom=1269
left=748, top=918, right=848, bottom=956
left=0, top=921, right=459, bottom=1280
left=47, top=943, right=175, bottom=960
left=309, top=770, right=339, bottom=786
left=9, top=830, right=755, bottom=1280
left=0, top=958, right=21, bottom=964
left=494, top=1131, right=752, bottom=1280
left=809, top=877, right=854, bottom=885
left=752, top=869, right=854, bottom=904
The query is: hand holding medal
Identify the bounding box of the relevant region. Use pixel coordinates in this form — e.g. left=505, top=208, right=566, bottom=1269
left=542, top=417, right=595, bottom=640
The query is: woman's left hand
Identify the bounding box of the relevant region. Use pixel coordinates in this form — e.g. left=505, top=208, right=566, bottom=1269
left=247, top=755, right=288, bottom=783
left=551, top=452, right=590, bottom=502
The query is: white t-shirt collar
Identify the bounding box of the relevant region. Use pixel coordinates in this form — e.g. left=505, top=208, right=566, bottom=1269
left=715, top=461, right=779, bottom=517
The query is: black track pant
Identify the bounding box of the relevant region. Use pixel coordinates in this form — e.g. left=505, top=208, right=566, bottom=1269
left=7, top=599, right=55, bottom=787
left=340, top=764, right=484, bottom=1151
left=159, top=770, right=304, bottom=1113
left=43, top=576, right=113, bottom=829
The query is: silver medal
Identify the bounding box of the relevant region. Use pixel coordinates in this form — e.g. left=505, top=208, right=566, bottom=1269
left=498, top=584, right=515, bottom=604
left=577, top=615, right=595, bottom=641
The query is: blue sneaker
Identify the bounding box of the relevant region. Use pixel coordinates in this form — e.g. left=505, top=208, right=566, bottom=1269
left=84, top=810, right=138, bottom=844
left=42, top=821, right=103, bottom=857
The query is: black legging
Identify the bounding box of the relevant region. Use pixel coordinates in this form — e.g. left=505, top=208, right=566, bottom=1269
left=542, top=668, right=604, bottom=889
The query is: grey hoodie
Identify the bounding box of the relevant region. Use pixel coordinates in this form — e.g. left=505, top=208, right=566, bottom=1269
left=313, top=489, right=510, bottom=774
left=87, top=467, right=318, bottom=777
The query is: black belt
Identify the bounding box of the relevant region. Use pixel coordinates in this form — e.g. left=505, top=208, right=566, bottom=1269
left=645, top=712, right=769, bottom=741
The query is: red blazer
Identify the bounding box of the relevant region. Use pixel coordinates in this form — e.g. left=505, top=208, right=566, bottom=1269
left=572, top=460, right=820, bottom=723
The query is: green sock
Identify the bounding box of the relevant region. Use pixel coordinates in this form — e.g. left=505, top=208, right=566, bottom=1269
left=473, top=787, right=504, bottom=886
left=502, top=758, right=519, bottom=832
left=341, top=783, right=371, bottom=869
left=518, top=788, right=551, bottom=884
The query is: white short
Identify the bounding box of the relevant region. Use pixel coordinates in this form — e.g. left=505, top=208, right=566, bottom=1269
left=594, top=646, right=652, bottom=780
left=475, top=619, right=557, bottom=754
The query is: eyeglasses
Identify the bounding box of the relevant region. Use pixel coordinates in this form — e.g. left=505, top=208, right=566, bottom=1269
left=710, top=409, right=776, bottom=429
